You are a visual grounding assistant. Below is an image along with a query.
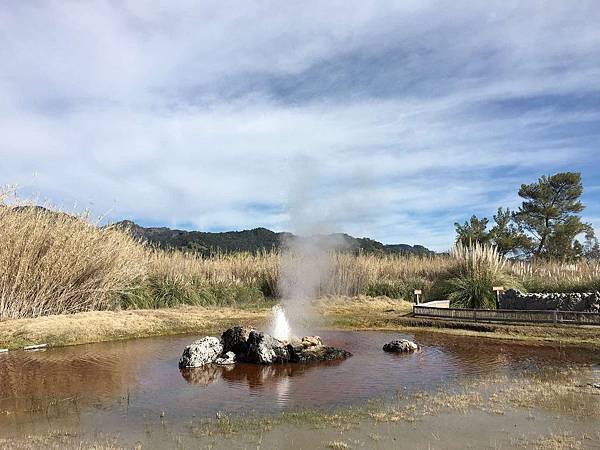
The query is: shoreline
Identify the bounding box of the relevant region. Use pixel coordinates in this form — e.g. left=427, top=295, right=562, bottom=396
left=0, top=306, right=271, bottom=350
left=1, top=297, right=599, bottom=351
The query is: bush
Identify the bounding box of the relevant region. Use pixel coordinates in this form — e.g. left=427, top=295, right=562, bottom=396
left=435, top=243, right=519, bottom=309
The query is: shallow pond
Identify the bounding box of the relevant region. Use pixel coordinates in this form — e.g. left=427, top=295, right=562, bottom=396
left=1, top=329, right=598, bottom=441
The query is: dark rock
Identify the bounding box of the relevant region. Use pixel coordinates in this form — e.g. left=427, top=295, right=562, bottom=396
left=383, top=339, right=419, bottom=353
left=221, top=326, right=254, bottom=356
left=286, top=335, right=351, bottom=362
left=245, top=331, right=290, bottom=364
left=289, top=345, right=352, bottom=363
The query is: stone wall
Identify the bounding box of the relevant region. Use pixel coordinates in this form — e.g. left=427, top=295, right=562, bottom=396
left=499, top=289, right=600, bottom=312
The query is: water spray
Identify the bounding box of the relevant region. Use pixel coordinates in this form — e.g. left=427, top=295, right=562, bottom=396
left=271, top=304, right=292, bottom=342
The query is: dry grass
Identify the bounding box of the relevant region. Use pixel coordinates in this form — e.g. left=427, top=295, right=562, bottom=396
left=511, top=258, right=600, bottom=293
left=1, top=191, right=599, bottom=321
left=0, top=194, right=146, bottom=319
left=0, top=306, right=270, bottom=350
left=315, top=296, right=413, bottom=329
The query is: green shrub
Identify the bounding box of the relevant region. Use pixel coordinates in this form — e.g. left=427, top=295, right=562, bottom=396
left=435, top=243, right=520, bottom=309
left=258, top=274, right=278, bottom=298
left=120, top=275, right=266, bottom=309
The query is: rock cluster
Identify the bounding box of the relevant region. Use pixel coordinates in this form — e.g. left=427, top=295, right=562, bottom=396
left=179, top=326, right=351, bottom=369
left=382, top=339, right=419, bottom=353
left=500, top=289, right=600, bottom=312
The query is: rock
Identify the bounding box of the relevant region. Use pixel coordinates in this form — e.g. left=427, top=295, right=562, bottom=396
left=179, top=337, right=223, bottom=368
left=214, top=351, right=236, bottom=365
left=301, top=336, right=322, bottom=348
left=221, top=326, right=254, bottom=356
left=383, top=339, right=419, bottom=353
left=246, top=331, right=290, bottom=364
left=289, top=345, right=352, bottom=363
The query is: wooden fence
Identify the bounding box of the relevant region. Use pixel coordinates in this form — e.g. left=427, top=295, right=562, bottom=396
left=413, top=305, right=600, bottom=326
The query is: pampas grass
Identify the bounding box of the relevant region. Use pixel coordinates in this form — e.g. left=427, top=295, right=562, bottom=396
left=442, top=243, right=519, bottom=309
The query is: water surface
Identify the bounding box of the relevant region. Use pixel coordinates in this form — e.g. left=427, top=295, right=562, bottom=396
left=0, top=330, right=598, bottom=439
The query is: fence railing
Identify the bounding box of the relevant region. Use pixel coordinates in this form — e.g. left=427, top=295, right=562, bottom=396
left=412, top=305, right=600, bottom=326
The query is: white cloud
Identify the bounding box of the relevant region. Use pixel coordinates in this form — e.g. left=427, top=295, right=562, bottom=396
left=1, top=1, right=599, bottom=250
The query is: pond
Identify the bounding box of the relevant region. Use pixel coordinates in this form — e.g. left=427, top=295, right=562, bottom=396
left=1, top=329, right=598, bottom=443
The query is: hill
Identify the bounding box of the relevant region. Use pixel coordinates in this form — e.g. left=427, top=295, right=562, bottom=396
left=112, top=221, right=433, bottom=256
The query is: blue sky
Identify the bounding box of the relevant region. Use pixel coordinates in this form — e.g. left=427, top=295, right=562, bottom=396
left=1, top=1, right=599, bottom=250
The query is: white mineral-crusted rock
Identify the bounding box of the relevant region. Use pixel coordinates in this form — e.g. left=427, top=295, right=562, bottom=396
left=214, top=351, right=236, bottom=365
left=179, top=337, right=223, bottom=368
left=383, top=339, right=419, bottom=353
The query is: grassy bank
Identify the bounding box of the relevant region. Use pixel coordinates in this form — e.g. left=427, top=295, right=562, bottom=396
left=0, top=305, right=273, bottom=350
left=1, top=296, right=599, bottom=351
left=0, top=297, right=399, bottom=350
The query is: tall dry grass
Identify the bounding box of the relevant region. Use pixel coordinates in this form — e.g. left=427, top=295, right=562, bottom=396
left=510, top=259, right=600, bottom=293
left=0, top=202, right=146, bottom=319
left=1, top=192, right=599, bottom=319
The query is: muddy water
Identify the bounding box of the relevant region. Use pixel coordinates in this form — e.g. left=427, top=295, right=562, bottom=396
left=0, top=330, right=598, bottom=440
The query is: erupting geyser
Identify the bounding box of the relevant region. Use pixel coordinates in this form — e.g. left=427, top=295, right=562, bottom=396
left=271, top=305, right=292, bottom=342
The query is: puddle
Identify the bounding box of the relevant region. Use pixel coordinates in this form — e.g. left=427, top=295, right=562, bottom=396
left=0, top=330, right=598, bottom=440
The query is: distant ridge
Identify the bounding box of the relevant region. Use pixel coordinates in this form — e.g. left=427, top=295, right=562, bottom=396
left=112, top=220, right=434, bottom=256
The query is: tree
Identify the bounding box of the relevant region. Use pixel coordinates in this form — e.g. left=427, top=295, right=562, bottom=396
left=454, top=215, right=490, bottom=247
left=583, top=229, right=600, bottom=259
left=513, top=172, right=593, bottom=259
left=489, top=208, right=532, bottom=256
left=454, top=209, right=531, bottom=257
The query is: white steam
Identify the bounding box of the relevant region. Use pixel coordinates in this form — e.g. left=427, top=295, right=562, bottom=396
left=272, top=155, right=349, bottom=338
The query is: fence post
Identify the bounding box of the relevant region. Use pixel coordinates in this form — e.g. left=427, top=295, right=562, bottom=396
left=414, top=289, right=422, bottom=305
left=553, top=310, right=558, bottom=324
left=493, top=286, right=504, bottom=309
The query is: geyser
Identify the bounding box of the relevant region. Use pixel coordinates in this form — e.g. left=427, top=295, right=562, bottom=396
left=271, top=305, right=292, bottom=341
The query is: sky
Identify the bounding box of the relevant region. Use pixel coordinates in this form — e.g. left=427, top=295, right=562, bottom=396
left=1, top=1, right=599, bottom=250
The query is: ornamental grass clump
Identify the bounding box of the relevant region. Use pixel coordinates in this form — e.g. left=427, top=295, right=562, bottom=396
left=443, top=243, right=518, bottom=309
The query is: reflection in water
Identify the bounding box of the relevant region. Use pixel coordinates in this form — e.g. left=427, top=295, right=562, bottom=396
left=0, top=344, right=139, bottom=420
left=181, top=364, right=230, bottom=386
left=181, top=360, right=344, bottom=406
left=0, top=330, right=598, bottom=440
